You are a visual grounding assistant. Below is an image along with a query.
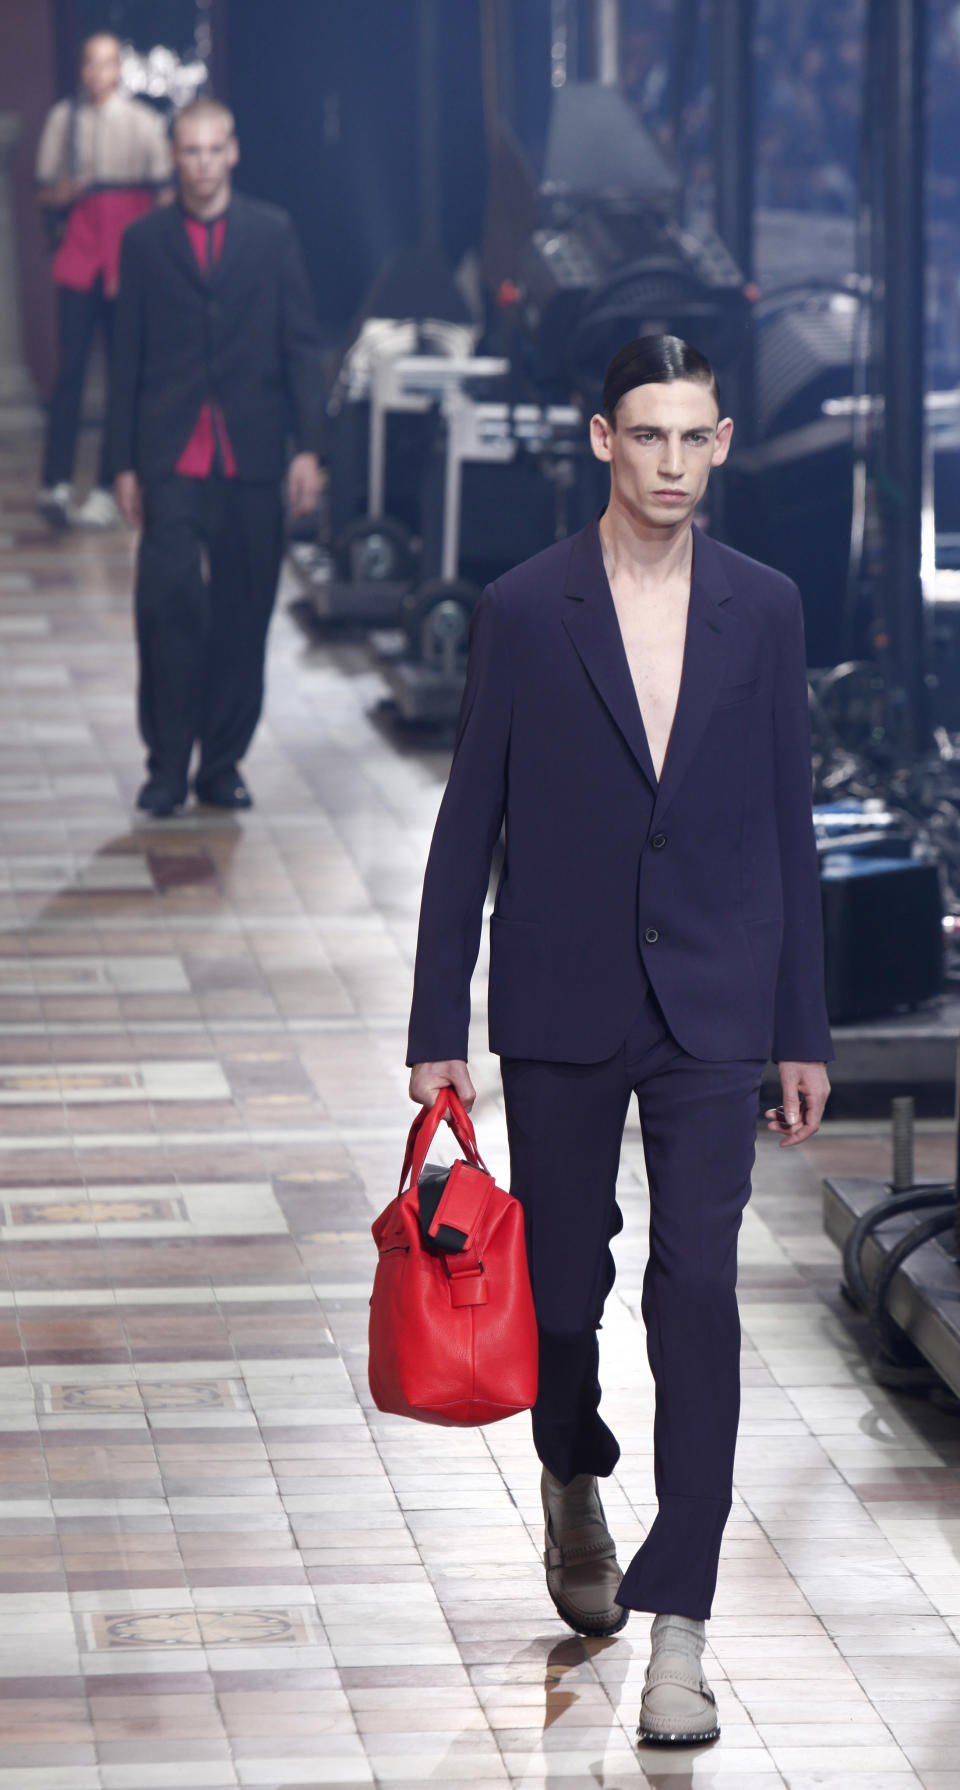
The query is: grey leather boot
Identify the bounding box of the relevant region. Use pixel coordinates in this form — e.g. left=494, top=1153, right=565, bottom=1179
left=541, top=1466, right=628, bottom=1637
left=637, top=1614, right=720, bottom=1745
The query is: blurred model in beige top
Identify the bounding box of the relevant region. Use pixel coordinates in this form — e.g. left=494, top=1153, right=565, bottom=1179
left=35, top=32, right=173, bottom=530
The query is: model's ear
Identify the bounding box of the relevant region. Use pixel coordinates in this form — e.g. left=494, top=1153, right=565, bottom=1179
left=590, top=412, right=614, bottom=464
left=711, top=416, right=734, bottom=467
left=227, top=136, right=240, bottom=169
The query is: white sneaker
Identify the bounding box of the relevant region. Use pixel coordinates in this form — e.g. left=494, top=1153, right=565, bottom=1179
left=36, top=483, right=72, bottom=529
left=71, top=488, right=122, bottom=530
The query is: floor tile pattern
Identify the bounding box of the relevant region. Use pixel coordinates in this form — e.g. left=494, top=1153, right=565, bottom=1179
left=0, top=431, right=957, bottom=1785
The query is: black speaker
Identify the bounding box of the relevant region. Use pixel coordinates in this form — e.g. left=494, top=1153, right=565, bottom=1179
left=820, top=856, right=943, bottom=1024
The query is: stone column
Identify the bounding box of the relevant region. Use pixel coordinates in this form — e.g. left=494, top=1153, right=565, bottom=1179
left=0, top=112, right=40, bottom=424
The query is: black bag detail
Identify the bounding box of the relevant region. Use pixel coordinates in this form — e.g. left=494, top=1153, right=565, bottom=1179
left=416, top=1164, right=470, bottom=1255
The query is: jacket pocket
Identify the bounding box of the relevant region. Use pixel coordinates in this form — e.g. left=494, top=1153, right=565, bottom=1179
left=715, top=675, right=761, bottom=710
left=489, top=914, right=541, bottom=986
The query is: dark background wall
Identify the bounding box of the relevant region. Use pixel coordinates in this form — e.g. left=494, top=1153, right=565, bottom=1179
left=225, top=0, right=487, bottom=339
left=10, top=0, right=505, bottom=383
left=2, top=2, right=57, bottom=395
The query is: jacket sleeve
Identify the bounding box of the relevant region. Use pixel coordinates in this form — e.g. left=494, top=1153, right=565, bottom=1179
left=406, top=585, right=513, bottom=1066
left=276, top=217, right=326, bottom=460
left=106, top=227, right=145, bottom=476
left=771, top=582, right=833, bottom=1063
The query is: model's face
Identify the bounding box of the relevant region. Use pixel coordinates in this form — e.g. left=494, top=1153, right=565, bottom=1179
left=173, top=118, right=238, bottom=208
left=590, top=379, right=733, bottom=531
left=81, top=38, right=122, bottom=104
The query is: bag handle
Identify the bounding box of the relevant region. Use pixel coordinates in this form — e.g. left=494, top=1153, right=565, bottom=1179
left=398, top=1087, right=487, bottom=1200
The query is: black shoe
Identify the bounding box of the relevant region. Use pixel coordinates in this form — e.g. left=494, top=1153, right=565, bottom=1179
left=137, top=777, right=186, bottom=818
left=195, top=769, right=253, bottom=810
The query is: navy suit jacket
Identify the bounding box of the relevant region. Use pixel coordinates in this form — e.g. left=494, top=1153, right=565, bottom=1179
left=406, top=518, right=833, bottom=1068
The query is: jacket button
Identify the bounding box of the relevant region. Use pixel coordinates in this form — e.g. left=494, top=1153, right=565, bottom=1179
left=651, top=832, right=667, bottom=849
left=644, top=927, right=660, bottom=944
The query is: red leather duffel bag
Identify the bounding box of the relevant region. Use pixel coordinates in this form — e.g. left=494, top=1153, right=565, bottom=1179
left=368, top=1088, right=538, bottom=1426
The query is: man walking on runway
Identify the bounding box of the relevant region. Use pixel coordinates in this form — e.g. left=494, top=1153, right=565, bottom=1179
left=109, top=98, right=324, bottom=817
left=406, top=335, right=832, bottom=1745
left=35, top=32, right=173, bottom=530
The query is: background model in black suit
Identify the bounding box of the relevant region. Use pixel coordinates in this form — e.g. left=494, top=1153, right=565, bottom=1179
left=406, top=337, right=832, bottom=1743
left=108, top=98, right=325, bottom=818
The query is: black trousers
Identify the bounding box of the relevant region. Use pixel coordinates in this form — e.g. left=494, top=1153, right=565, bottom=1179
left=135, top=476, right=283, bottom=793
left=501, top=984, right=764, bottom=1619
left=43, top=278, right=115, bottom=488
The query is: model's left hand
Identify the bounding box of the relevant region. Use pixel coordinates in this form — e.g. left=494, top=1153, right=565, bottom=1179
left=287, top=452, right=323, bottom=519
left=765, top=1061, right=830, bottom=1147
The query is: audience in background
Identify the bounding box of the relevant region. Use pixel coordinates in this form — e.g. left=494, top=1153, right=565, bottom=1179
left=619, top=0, right=960, bottom=376
left=620, top=0, right=864, bottom=217
left=34, top=32, right=173, bottom=532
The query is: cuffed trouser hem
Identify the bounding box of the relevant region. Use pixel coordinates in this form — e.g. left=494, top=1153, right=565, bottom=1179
left=533, top=1409, right=621, bottom=1486
left=615, top=1493, right=731, bottom=1619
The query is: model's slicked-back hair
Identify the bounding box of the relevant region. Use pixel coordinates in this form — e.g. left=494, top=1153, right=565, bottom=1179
left=602, top=334, right=720, bottom=426
left=173, top=96, right=236, bottom=141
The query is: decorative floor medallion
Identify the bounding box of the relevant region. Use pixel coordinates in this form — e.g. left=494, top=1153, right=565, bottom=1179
left=7, top=1195, right=189, bottom=1224
left=40, top=1379, right=248, bottom=1413
left=87, top=1606, right=316, bottom=1649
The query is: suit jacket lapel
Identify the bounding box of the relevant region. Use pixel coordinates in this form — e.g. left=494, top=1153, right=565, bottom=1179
left=562, top=518, right=733, bottom=816
left=212, top=195, right=247, bottom=287
left=164, top=198, right=245, bottom=290
left=562, top=521, right=659, bottom=794
left=652, top=526, right=731, bottom=825
left=163, top=201, right=207, bottom=291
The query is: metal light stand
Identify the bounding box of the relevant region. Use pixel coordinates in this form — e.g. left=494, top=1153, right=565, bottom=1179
left=868, top=0, right=928, bottom=756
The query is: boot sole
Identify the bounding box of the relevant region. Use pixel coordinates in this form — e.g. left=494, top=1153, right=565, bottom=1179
left=548, top=1585, right=630, bottom=1638
left=636, top=1721, right=720, bottom=1746
left=195, top=790, right=253, bottom=810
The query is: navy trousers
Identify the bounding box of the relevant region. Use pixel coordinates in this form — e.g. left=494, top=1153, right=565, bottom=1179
left=135, top=476, right=283, bottom=793
left=501, top=985, right=764, bottom=1620
left=44, top=278, right=116, bottom=489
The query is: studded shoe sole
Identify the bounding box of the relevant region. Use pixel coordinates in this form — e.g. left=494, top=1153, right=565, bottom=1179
left=636, top=1659, right=720, bottom=1746
left=547, top=1580, right=629, bottom=1638
left=636, top=1715, right=720, bottom=1746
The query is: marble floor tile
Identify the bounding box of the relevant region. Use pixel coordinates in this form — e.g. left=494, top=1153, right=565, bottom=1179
left=0, top=466, right=953, bottom=1788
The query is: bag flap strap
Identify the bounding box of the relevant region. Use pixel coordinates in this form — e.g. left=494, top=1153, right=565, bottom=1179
left=427, top=1159, right=494, bottom=1260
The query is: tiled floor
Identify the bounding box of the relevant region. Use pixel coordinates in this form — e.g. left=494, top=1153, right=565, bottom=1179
left=0, top=429, right=957, bottom=1789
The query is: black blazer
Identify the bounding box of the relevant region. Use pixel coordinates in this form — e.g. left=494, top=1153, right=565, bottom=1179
left=108, top=193, right=325, bottom=482
left=407, top=519, right=833, bottom=1068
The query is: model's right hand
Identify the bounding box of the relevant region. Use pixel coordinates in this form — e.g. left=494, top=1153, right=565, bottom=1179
left=114, top=472, right=143, bottom=530
left=408, top=1060, right=476, bottom=1112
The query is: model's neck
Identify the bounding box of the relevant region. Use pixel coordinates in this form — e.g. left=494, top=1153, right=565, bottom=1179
left=181, top=179, right=232, bottom=221
left=598, top=494, right=693, bottom=590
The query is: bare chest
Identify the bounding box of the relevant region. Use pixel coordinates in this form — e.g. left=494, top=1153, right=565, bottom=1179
left=610, top=581, right=691, bottom=781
